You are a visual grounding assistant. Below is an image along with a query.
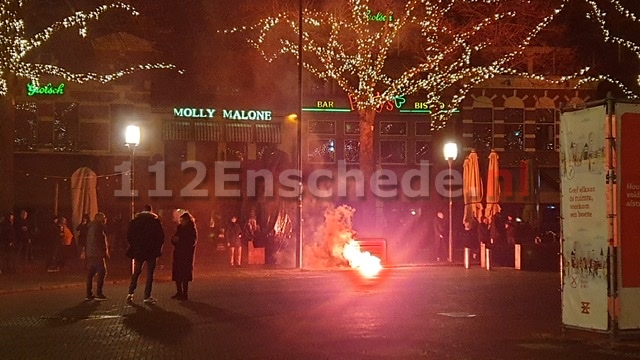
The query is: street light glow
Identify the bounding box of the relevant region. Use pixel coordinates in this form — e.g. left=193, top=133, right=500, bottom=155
left=125, top=125, right=140, bottom=146
left=444, top=142, right=458, bottom=161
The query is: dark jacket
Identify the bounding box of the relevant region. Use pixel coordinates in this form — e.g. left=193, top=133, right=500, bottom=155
left=225, top=221, right=242, bottom=247
left=477, top=222, right=491, bottom=244
left=434, top=216, right=447, bottom=240
left=76, top=222, right=89, bottom=248
left=172, top=221, right=197, bottom=282
left=86, top=220, right=108, bottom=258
left=15, top=217, right=31, bottom=245
left=126, top=211, right=164, bottom=260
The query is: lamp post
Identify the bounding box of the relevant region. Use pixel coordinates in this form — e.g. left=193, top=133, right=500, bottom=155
left=125, top=125, right=140, bottom=220
left=297, top=0, right=304, bottom=269
left=443, top=142, right=458, bottom=263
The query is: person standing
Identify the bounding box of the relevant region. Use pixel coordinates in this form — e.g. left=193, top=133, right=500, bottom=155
left=83, top=212, right=109, bottom=301
left=433, top=211, right=447, bottom=262
left=226, top=215, right=242, bottom=267
left=57, top=216, right=76, bottom=270
left=0, top=213, right=17, bottom=274
left=76, top=214, right=90, bottom=256
left=126, top=204, right=164, bottom=305
left=477, top=216, right=491, bottom=247
left=15, top=209, right=32, bottom=265
left=171, top=212, right=197, bottom=300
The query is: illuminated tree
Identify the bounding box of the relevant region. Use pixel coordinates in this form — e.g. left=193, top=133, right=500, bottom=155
left=0, top=1, right=175, bottom=213
left=226, top=0, right=640, bottom=217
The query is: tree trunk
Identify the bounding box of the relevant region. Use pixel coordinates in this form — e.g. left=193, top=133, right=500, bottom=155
left=0, top=90, right=15, bottom=215
left=357, top=108, right=377, bottom=234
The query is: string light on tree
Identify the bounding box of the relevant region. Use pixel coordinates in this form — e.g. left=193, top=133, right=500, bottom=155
left=221, top=0, right=640, bottom=205
left=222, top=0, right=640, bottom=132
left=0, top=1, right=176, bottom=96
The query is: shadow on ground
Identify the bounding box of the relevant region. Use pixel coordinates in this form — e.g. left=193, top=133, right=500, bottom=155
left=179, top=300, right=250, bottom=322
left=123, top=303, right=192, bottom=345
left=43, top=301, right=101, bottom=327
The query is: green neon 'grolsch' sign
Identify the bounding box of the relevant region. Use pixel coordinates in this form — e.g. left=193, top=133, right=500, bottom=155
left=27, top=82, right=65, bottom=96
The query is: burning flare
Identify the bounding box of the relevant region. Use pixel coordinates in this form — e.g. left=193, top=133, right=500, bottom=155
left=343, top=240, right=383, bottom=278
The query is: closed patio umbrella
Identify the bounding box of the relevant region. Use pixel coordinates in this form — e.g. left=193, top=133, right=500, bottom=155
left=485, top=150, right=501, bottom=223
left=71, top=167, right=99, bottom=231
left=463, top=149, right=483, bottom=225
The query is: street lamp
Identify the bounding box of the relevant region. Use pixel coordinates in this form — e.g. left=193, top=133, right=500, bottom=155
left=443, top=142, right=458, bottom=263
left=297, top=0, right=304, bottom=269
left=125, top=125, right=140, bottom=220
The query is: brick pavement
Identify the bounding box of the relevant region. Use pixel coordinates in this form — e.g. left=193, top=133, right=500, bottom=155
left=2, top=267, right=640, bottom=359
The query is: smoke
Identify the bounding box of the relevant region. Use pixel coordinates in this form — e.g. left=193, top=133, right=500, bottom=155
left=303, top=203, right=357, bottom=269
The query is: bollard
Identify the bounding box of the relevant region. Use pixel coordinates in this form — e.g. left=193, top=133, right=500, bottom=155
left=514, top=244, right=521, bottom=270
left=480, top=243, right=486, bottom=268
left=464, top=247, right=470, bottom=269
left=485, top=248, right=492, bottom=270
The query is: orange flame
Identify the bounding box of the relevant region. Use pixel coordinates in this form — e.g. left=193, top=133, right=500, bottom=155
left=343, top=240, right=383, bottom=278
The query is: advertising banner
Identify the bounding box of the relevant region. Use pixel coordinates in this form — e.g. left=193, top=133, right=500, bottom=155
left=560, top=105, right=609, bottom=330
left=615, top=102, right=640, bottom=329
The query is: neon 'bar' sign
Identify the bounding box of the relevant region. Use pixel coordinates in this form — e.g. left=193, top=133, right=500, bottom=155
left=27, top=82, right=65, bottom=96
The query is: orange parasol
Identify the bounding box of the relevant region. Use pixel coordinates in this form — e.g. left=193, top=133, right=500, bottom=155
left=485, top=149, right=501, bottom=223
left=463, top=149, right=484, bottom=225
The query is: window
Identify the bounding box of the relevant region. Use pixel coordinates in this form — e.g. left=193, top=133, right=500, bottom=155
left=380, top=140, right=406, bottom=164
left=379, top=121, right=407, bottom=135
left=345, top=121, right=360, bottom=135
left=53, top=102, right=79, bottom=151
left=504, top=124, right=524, bottom=150
left=308, top=138, right=336, bottom=163
left=344, top=140, right=360, bottom=163
left=535, top=125, right=555, bottom=151
left=535, top=108, right=558, bottom=151
left=226, top=142, right=248, bottom=161
left=309, top=121, right=336, bottom=134
left=256, top=143, right=280, bottom=161
left=14, top=102, right=38, bottom=151
left=415, top=141, right=432, bottom=164
left=472, top=124, right=493, bottom=152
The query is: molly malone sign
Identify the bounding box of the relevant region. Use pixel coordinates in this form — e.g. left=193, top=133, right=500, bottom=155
left=173, top=107, right=272, bottom=121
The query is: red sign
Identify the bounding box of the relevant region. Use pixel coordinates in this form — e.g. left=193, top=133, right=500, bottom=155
left=620, top=113, right=640, bottom=287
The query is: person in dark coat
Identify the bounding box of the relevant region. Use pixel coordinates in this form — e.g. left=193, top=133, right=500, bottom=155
left=76, top=214, right=90, bottom=252
left=226, top=215, right=243, bottom=267
left=505, top=215, right=517, bottom=246
left=433, top=211, right=447, bottom=262
left=126, top=204, right=165, bottom=305
left=171, top=212, right=197, bottom=300
left=477, top=216, right=491, bottom=247
left=15, top=209, right=32, bottom=264
left=0, top=213, right=17, bottom=274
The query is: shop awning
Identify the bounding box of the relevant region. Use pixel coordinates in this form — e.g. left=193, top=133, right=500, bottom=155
left=255, top=124, right=281, bottom=143
left=194, top=122, right=223, bottom=142
left=163, top=121, right=191, bottom=141
left=225, top=123, right=253, bottom=142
